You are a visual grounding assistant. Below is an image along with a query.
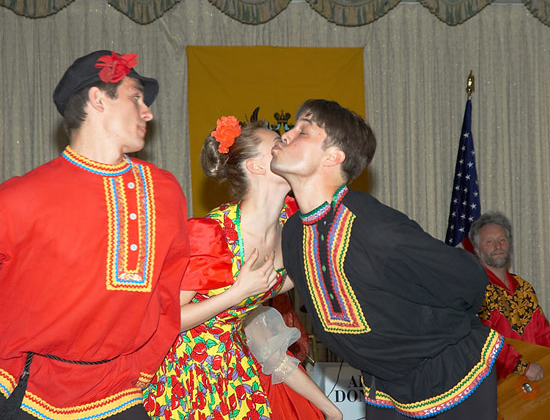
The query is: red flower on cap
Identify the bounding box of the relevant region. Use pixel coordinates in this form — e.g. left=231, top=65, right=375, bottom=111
left=211, top=116, right=241, bottom=153
left=95, top=51, right=139, bottom=84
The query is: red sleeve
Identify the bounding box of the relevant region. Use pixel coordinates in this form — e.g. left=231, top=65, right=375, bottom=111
left=181, top=218, right=234, bottom=294
left=284, top=195, right=299, bottom=216
left=0, top=195, right=12, bottom=274
left=524, top=308, right=550, bottom=347
left=133, top=190, right=191, bottom=384
left=0, top=253, right=8, bottom=272
left=480, top=316, right=524, bottom=379
left=494, top=340, right=522, bottom=379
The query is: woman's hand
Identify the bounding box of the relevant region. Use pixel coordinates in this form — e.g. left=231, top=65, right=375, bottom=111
left=231, top=249, right=278, bottom=301
left=322, top=406, right=343, bottom=420
left=279, top=365, right=343, bottom=420
left=179, top=249, right=278, bottom=332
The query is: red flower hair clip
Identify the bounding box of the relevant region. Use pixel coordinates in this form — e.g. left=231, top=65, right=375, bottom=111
left=211, top=116, right=241, bottom=154
left=95, top=51, right=139, bottom=83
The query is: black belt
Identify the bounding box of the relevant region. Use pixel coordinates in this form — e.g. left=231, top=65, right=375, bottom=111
left=38, top=352, right=120, bottom=365
left=0, top=352, right=119, bottom=420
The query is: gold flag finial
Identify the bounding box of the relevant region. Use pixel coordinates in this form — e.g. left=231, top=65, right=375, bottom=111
left=466, top=70, right=475, bottom=98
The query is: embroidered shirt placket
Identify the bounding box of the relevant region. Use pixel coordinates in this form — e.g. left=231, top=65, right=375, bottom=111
left=123, top=170, right=140, bottom=273
left=318, top=210, right=343, bottom=314
left=105, top=164, right=155, bottom=292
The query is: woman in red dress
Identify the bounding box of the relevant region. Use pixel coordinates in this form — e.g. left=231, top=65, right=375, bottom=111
left=145, top=118, right=341, bottom=420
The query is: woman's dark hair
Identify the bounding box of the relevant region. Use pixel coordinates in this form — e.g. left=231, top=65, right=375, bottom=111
left=201, top=120, right=267, bottom=200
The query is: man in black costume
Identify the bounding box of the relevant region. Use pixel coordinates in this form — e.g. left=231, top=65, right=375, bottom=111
left=270, top=99, right=502, bottom=419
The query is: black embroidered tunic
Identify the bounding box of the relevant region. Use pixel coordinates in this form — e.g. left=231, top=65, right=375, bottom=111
left=282, top=185, right=502, bottom=417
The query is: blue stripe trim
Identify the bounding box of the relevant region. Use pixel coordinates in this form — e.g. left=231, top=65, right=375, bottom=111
left=0, top=382, right=10, bottom=396
left=62, top=151, right=132, bottom=177
left=21, top=396, right=142, bottom=420
left=139, top=164, right=151, bottom=287
left=363, top=333, right=504, bottom=418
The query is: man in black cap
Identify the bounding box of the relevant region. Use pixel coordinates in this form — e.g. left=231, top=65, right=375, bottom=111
left=0, top=50, right=190, bottom=419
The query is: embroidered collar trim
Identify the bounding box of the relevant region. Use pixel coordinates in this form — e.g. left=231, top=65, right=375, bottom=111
left=62, top=146, right=132, bottom=176
left=300, top=184, right=348, bottom=225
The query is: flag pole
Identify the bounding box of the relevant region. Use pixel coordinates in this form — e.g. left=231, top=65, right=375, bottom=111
left=466, top=70, right=475, bottom=98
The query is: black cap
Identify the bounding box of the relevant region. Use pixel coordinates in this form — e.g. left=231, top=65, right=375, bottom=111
left=53, top=50, right=159, bottom=116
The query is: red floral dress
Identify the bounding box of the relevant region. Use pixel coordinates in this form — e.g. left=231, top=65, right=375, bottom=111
left=145, top=202, right=286, bottom=420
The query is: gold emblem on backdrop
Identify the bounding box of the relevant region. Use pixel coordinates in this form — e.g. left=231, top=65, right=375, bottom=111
left=249, top=107, right=294, bottom=134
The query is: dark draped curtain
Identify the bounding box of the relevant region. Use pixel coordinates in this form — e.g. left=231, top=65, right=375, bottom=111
left=2, top=0, right=550, bottom=26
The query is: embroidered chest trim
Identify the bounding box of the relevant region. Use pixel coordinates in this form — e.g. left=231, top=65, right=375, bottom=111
left=104, top=164, right=156, bottom=292
left=303, top=204, right=370, bottom=334
left=300, top=185, right=348, bottom=225
left=62, top=146, right=132, bottom=176
left=479, top=275, right=539, bottom=336
left=301, top=202, right=331, bottom=224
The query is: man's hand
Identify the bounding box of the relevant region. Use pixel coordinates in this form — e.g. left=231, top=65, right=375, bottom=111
left=525, top=362, right=544, bottom=382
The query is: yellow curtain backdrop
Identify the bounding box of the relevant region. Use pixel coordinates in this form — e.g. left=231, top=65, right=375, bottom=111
left=187, top=46, right=365, bottom=216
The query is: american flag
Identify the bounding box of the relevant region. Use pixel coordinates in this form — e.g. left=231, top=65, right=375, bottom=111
left=445, top=99, right=481, bottom=250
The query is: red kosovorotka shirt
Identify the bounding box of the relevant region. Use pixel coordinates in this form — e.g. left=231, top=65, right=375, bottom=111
left=0, top=146, right=189, bottom=419
left=478, top=268, right=550, bottom=378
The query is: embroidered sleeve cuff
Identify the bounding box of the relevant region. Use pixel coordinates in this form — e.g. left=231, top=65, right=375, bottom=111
left=515, top=359, right=530, bottom=375
left=137, top=371, right=154, bottom=387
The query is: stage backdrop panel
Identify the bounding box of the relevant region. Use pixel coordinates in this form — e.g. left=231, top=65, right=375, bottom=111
left=187, top=46, right=365, bottom=217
